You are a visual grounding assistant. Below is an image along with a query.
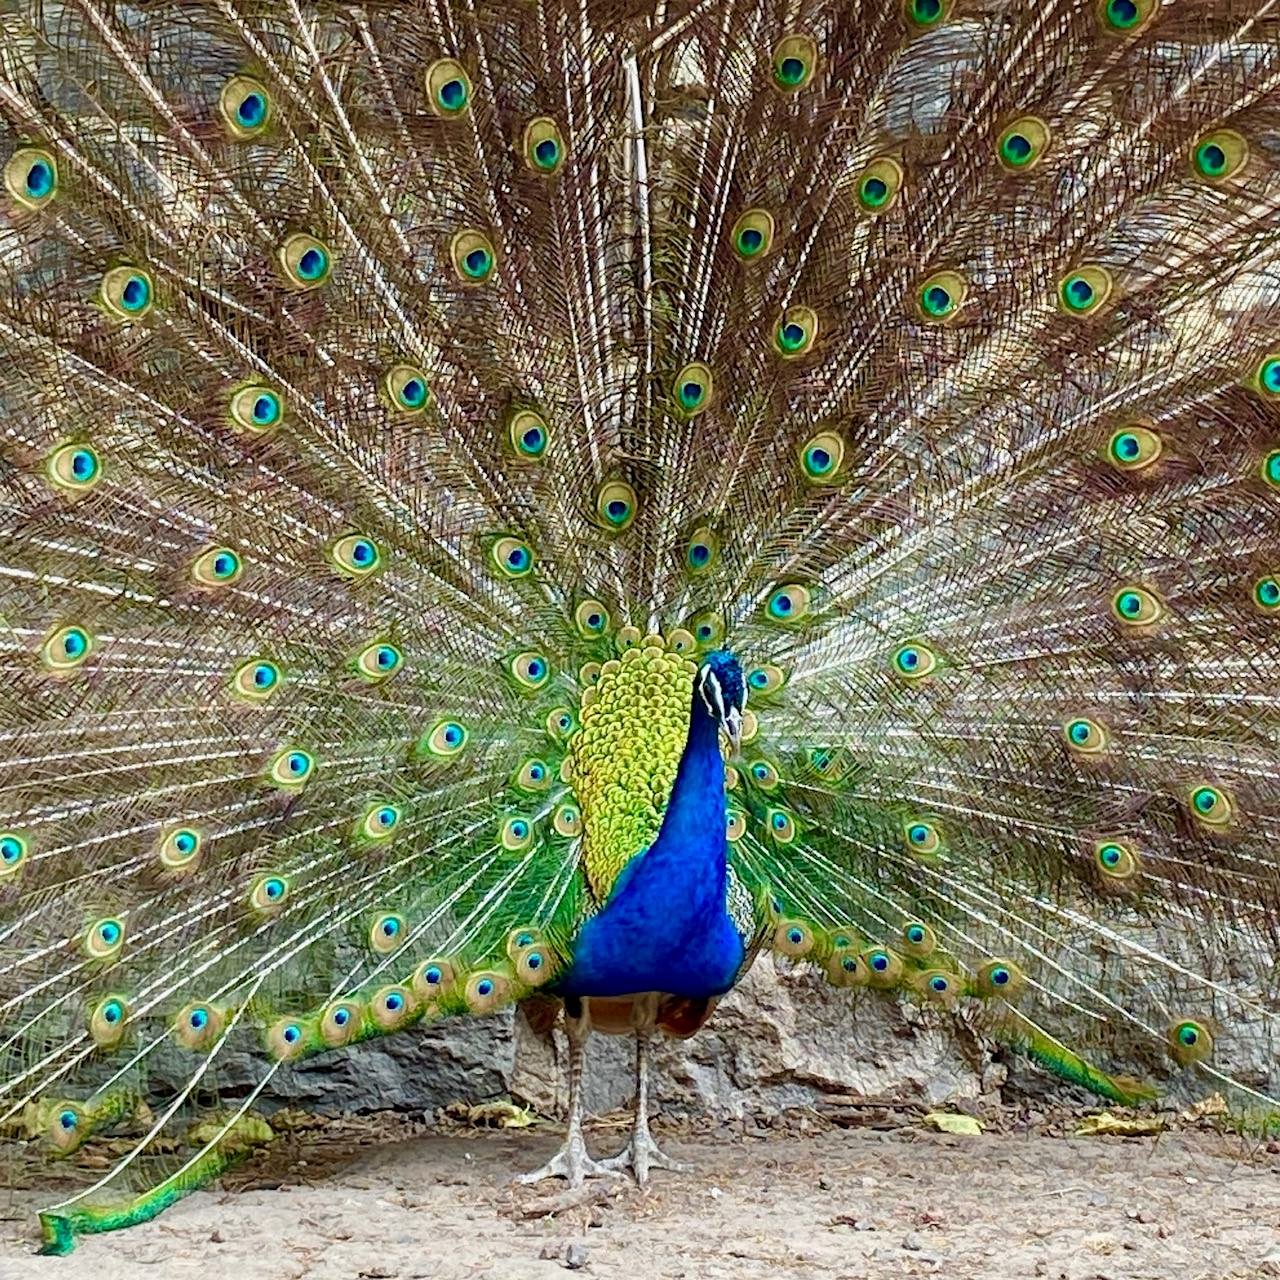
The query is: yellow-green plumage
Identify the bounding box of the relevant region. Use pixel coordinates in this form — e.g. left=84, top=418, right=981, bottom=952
left=1, top=0, right=1279, bottom=1251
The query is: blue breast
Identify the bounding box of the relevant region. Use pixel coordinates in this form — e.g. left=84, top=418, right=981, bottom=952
left=561, top=687, right=745, bottom=999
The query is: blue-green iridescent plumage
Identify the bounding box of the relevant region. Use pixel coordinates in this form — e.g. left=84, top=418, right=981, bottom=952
left=2, top=0, right=1280, bottom=1252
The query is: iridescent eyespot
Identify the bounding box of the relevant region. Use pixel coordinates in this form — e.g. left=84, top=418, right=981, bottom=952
left=508, top=409, right=550, bottom=460
left=522, top=117, right=566, bottom=174
left=1058, top=265, right=1113, bottom=316
left=83, top=917, right=125, bottom=961
left=862, top=947, right=903, bottom=988
left=321, top=1001, right=361, bottom=1047
left=489, top=534, right=528, bottom=579
left=230, top=657, right=282, bottom=704
left=267, top=746, right=315, bottom=790
left=1188, top=783, right=1232, bottom=827
left=916, top=270, right=967, bottom=322
left=553, top=803, right=582, bottom=837
left=426, top=58, right=472, bottom=117
left=855, top=156, right=905, bottom=213
left=904, top=819, right=942, bottom=856
left=730, top=208, right=775, bottom=261
left=371, top=984, right=415, bottom=1030
left=159, top=825, right=203, bottom=871
left=996, top=116, right=1051, bottom=172
left=421, top=719, right=468, bottom=759
left=774, top=305, right=818, bottom=358
left=89, top=995, right=129, bottom=1048
left=1251, top=355, right=1280, bottom=401
left=384, top=364, right=430, bottom=415
left=354, top=639, right=404, bottom=683
left=501, top=815, right=535, bottom=852
left=0, top=832, right=28, bottom=878
left=748, top=759, right=780, bottom=791
left=466, top=971, right=510, bottom=1014
left=765, top=807, right=797, bottom=844
left=689, top=610, right=725, bottom=647
left=800, top=431, right=844, bottom=483
left=1107, top=423, right=1161, bottom=471
left=219, top=75, right=272, bottom=139
left=329, top=533, right=382, bottom=579
left=1095, top=839, right=1139, bottom=882
left=1191, top=128, right=1247, bottom=184
left=99, top=266, right=154, bottom=321
left=686, top=526, right=719, bottom=574
left=369, top=912, right=407, bottom=955
left=746, top=664, right=785, bottom=695
left=1263, top=449, right=1280, bottom=488
left=46, top=443, right=101, bottom=494
left=514, top=758, right=552, bottom=793
left=827, top=947, right=867, bottom=988
left=975, top=958, right=1025, bottom=1000
left=5, top=147, right=58, bottom=210
left=1254, top=576, right=1280, bottom=611
left=771, top=34, right=817, bottom=91
left=190, top=545, right=243, bottom=587
left=412, top=959, right=455, bottom=1004
left=773, top=919, right=813, bottom=957
left=358, top=802, right=401, bottom=843
left=40, top=624, right=94, bottom=674
left=546, top=706, right=578, bottom=741
left=905, top=0, right=953, bottom=27
left=249, top=874, right=289, bottom=914
left=268, top=1017, right=310, bottom=1061
left=1064, top=716, right=1108, bottom=754
left=901, top=921, right=937, bottom=956
left=508, top=651, right=551, bottom=691
left=277, top=233, right=332, bottom=289
left=725, top=809, right=746, bottom=842
left=1111, top=584, right=1163, bottom=626
left=229, top=383, right=285, bottom=433
left=917, top=969, right=956, bottom=1001
left=1099, top=0, right=1157, bottom=35
left=766, top=583, right=811, bottom=623
left=596, top=480, right=637, bottom=531
left=174, top=1002, right=223, bottom=1050
left=893, top=642, right=936, bottom=679
left=572, top=598, right=610, bottom=638
left=1167, top=1018, right=1212, bottom=1065
left=450, top=229, right=496, bottom=283
left=672, top=362, right=713, bottom=416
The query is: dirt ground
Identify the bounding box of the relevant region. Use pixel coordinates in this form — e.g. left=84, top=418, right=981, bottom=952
left=3, top=1105, right=1279, bottom=1280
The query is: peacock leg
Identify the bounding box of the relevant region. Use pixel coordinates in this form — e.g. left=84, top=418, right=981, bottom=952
left=599, top=1029, right=689, bottom=1185
left=516, top=1002, right=622, bottom=1187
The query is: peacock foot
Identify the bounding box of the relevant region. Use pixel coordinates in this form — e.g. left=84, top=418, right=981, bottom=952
left=598, top=1125, right=689, bottom=1187
left=515, top=1135, right=627, bottom=1189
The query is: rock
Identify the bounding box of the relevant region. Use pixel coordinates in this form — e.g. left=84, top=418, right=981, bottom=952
left=564, top=1242, right=589, bottom=1270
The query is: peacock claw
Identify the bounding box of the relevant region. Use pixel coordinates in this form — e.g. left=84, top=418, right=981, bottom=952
left=598, top=1126, right=688, bottom=1187
left=514, top=1138, right=626, bottom=1189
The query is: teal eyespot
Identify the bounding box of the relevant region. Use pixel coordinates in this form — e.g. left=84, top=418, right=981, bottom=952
left=731, top=208, right=775, bottom=260
left=771, top=35, right=817, bottom=92
left=0, top=832, right=28, bottom=877
left=774, top=306, right=818, bottom=358
left=492, top=536, right=534, bottom=579
left=191, top=545, right=242, bottom=587
left=427, top=59, right=472, bottom=117
left=355, top=640, right=404, bottom=682
left=800, top=431, right=844, bottom=482
left=508, top=651, right=551, bottom=691
left=1167, top=1018, right=1212, bottom=1064
left=916, top=270, right=966, bottom=322
left=766, top=584, right=811, bottom=623
left=99, top=266, right=154, bottom=321
left=595, top=481, right=637, bottom=531
left=250, top=874, right=289, bottom=913
left=267, top=746, right=315, bottom=790
left=45, top=442, right=100, bottom=495
left=1254, top=576, right=1280, bottom=611
left=329, top=533, right=382, bottom=579
left=83, top=917, right=125, bottom=960
left=685, top=526, right=718, bottom=573
left=904, top=818, right=942, bottom=857
left=508, top=409, right=550, bottom=460
left=1107, top=423, right=1161, bottom=471
left=369, top=912, right=407, bottom=954
left=421, top=719, right=468, bottom=758
left=220, top=76, right=272, bottom=138
left=905, top=0, right=952, bottom=27
left=1099, top=0, right=1156, bottom=34
left=1058, top=265, right=1113, bottom=316
left=159, top=825, right=202, bottom=871
left=229, top=383, right=285, bottom=433
left=1095, top=839, right=1139, bottom=882
left=996, top=116, right=1051, bottom=172
left=5, top=147, right=59, bottom=210
left=384, top=364, right=430, bottom=415
left=672, top=362, right=713, bottom=416
left=522, top=118, right=566, bottom=174
left=230, top=657, right=282, bottom=704
left=856, top=157, right=905, bottom=214
left=1252, top=355, right=1280, bottom=400
left=574, top=599, right=611, bottom=637
left=1188, top=783, right=1232, bottom=827
left=277, top=233, right=332, bottom=289
left=501, top=815, right=535, bottom=852
left=1111, top=584, right=1162, bottom=626
left=41, top=624, right=94, bottom=674
left=451, top=229, right=496, bottom=283
left=1191, top=129, right=1247, bottom=184
left=745, top=664, right=785, bottom=695
left=893, top=642, right=937, bottom=679
left=358, top=802, right=401, bottom=843
left=1064, top=716, right=1107, bottom=754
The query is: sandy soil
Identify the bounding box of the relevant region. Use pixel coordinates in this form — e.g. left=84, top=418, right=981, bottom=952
left=3, top=1105, right=1279, bottom=1280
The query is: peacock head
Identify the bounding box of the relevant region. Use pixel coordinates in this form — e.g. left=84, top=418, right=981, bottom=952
left=697, top=649, right=746, bottom=753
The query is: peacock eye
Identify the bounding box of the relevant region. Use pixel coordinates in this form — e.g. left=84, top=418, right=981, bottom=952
left=229, top=383, right=285, bottom=433
left=1190, top=129, right=1248, bottom=184
left=685, top=526, right=719, bottom=573
left=369, top=913, right=406, bottom=954
left=1058, top=265, right=1113, bottom=316
left=508, top=408, right=551, bottom=460
left=372, top=984, right=415, bottom=1029
left=1095, top=839, right=1140, bottom=882
left=384, top=363, right=430, bottom=415
left=595, top=480, right=637, bottom=531
left=545, top=706, right=578, bottom=741
left=191, top=545, right=243, bottom=587
left=321, top=1001, right=361, bottom=1046
left=774, top=305, right=819, bottom=358
left=174, top=1002, right=223, bottom=1050
left=0, top=831, right=29, bottom=877
left=770, top=34, right=817, bottom=91
left=748, top=759, right=780, bottom=791
left=915, top=270, right=968, bottom=323
left=5, top=146, right=59, bottom=210
left=800, top=432, right=844, bottom=483
left=905, top=0, right=953, bottom=27
left=329, top=533, right=382, bottom=579
left=766, top=583, right=812, bottom=623
left=765, top=806, right=797, bottom=844
left=83, top=917, right=126, bottom=960
left=159, top=825, right=203, bottom=870
left=1167, top=1018, right=1212, bottom=1064
left=975, top=958, right=1025, bottom=999
left=996, top=116, right=1051, bottom=172
left=41, top=624, right=94, bottom=674
left=219, top=75, right=272, bottom=138
left=1064, top=716, right=1108, bottom=754
left=277, top=233, right=332, bottom=289
left=267, top=746, right=315, bottom=789
left=901, top=922, right=936, bottom=955
left=1111, top=584, right=1163, bottom=626
left=413, top=959, right=455, bottom=1004
left=672, top=362, right=713, bottom=416
left=46, top=443, right=101, bottom=494
left=893, top=642, right=937, bottom=679
left=745, top=664, right=786, bottom=695
left=230, top=657, right=282, bottom=703
left=508, top=650, right=551, bottom=691
left=450, top=228, right=497, bottom=283
left=1252, top=355, right=1280, bottom=401
left=354, top=639, right=404, bottom=683
left=98, top=266, right=154, bottom=321
left=522, top=116, right=567, bottom=173
left=1254, top=576, right=1280, bottom=611
left=89, top=995, right=129, bottom=1047
left=904, top=819, right=942, bottom=856
left=1188, top=783, right=1232, bottom=827
left=855, top=156, right=905, bottom=213
left=553, top=803, right=582, bottom=837
left=1098, top=0, right=1157, bottom=35
left=501, top=815, right=535, bottom=851
left=1107, top=424, right=1161, bottom=471
left=730, top=208, right=775, bottom=260
left=426, top=58, right=472, bottom=117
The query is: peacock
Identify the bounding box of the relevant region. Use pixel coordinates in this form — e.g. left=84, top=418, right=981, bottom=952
left=3, top=0, right=1280, bottom=1255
